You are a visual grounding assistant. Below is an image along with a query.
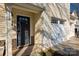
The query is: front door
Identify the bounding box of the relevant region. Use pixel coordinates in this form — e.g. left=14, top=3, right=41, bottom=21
left=17, top=15, right=30, bottom=47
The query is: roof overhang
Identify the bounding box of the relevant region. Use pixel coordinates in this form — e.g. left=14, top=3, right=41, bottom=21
left=5, top=3, right=44, bottom=14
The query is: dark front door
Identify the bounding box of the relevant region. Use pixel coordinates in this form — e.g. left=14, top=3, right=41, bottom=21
left=17, top=15, right=30, bottom=47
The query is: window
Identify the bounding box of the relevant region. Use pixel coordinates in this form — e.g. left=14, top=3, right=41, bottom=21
left=51, top=19, right=58, bottom=24
left=51, top=17, right=58, bottom=24
left=51, top=17, right=65, bottom=24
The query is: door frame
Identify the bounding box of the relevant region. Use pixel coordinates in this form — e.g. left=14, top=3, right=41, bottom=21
left=16, top=15, right=31, bottom=48
left=12, top=3, right=44, bottom=49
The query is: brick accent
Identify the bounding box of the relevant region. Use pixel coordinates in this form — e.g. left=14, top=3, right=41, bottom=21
left=31, top=36, right=34, bottom=45
left=12, top=39, right=17, bottom=50
left=0, top=40, right=5, bottom=47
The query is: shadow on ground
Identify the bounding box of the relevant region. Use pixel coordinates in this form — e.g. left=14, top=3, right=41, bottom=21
left=13, top=45, right=34, bottom=56
left=53, top=47, right=79, bottom=56
left=53, top=38, right=79, bottom=56
left=21, top=45, right=34, bottom=56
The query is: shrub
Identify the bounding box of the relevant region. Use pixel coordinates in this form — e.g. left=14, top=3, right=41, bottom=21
left=46, top=47, right=55, bottom=56
left=39, top=50, right=46, bottom=56
left=47, top=48, right=54, bottom=53
left=39, top=47, right=55, bottom=56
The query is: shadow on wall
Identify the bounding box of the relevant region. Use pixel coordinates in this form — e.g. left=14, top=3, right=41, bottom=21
left=41, top=16, right=67, bottom=48
left=39, top=3, right=70, bottom=47
left=51, top=17, right=66, bottom=44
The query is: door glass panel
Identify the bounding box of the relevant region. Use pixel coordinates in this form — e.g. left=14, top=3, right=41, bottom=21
left=17, top=16, right=30, bottom=47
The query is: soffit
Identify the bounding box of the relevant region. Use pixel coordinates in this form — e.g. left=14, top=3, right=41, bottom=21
left=12, top=3, right=44, bottom=14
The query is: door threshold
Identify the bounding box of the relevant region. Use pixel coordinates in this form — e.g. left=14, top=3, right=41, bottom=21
left=17, top=44, right=31, bottom=48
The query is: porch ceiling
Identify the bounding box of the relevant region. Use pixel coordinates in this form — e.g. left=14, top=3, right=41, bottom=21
left=6, top=3, right=44, bottom=14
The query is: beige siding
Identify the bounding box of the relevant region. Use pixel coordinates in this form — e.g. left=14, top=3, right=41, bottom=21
left=0, top=4, right=6, bottom=40
left=32, top=3, right=72, bottom=49
left=0, top=3, right=6, bottom=48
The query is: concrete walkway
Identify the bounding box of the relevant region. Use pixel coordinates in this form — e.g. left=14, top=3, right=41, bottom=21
left=53, top=36, right=79, bottom=56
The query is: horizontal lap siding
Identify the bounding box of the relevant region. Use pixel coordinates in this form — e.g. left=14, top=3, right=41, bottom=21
left=33, top=3, right=70, bottom=48
left=0, top=4, right=6, bottom=46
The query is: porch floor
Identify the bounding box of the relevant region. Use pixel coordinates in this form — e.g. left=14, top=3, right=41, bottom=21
left=12, top=36, right=79, bottom=56
left=13, top=45, right=34, bottom=56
